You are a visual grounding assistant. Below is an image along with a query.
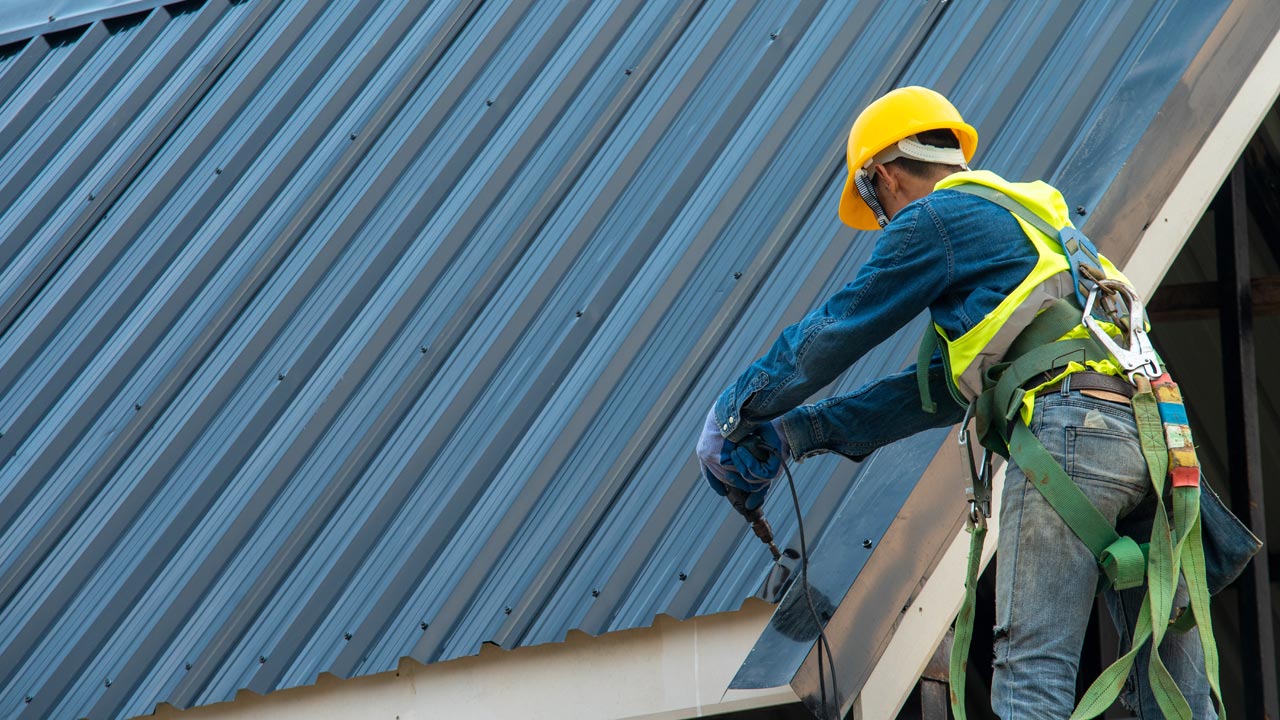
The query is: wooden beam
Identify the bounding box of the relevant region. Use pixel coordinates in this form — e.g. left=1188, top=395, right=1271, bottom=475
left=1216, top=160, right=1278, bottom=720
left=1243, top=130, right=1280, bottom=266
left=1148, top=276, right=1280, bottom=322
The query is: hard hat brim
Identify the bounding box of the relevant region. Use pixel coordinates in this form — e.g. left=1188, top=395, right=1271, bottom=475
left=839, top=170, right=880, bottom=230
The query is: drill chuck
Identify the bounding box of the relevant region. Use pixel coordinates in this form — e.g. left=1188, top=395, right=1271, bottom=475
left=751, top=516, right=781, bottom=561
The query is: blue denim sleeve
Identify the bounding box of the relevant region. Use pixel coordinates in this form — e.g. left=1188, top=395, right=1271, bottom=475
left=778, top=352, right=966, bottom=460
left=713, top=199, right=954, bottom=443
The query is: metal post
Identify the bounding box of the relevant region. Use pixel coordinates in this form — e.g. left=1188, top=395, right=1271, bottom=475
left=1215, top=159, right=1278, bottom=720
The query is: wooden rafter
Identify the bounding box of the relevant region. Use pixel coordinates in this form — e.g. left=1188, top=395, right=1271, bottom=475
left=1148, top=276, right=1280, bottom=322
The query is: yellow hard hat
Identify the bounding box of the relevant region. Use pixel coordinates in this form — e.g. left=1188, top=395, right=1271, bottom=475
left=838, top=86, right=978, bottom=230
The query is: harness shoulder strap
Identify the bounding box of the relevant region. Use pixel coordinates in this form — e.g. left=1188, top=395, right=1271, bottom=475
left=948, top=182, right=1060, bottom=237
left=948, top=182, right=1106, bottom=309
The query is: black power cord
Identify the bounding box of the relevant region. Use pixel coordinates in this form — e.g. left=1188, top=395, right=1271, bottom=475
left=780, top=459, right=841, bottom=720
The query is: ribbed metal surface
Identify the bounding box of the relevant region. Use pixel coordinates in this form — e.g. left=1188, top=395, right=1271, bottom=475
left=0, top=1, right=1231, bottom=718
left=0, top=2, right=175, bottom=46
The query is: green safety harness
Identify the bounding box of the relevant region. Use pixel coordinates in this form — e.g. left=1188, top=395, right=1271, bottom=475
left=921, top=185, right=1224, bottom=719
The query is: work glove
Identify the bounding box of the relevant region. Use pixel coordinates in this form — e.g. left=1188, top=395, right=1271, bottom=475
left=696, top=409, right=789, bottom=512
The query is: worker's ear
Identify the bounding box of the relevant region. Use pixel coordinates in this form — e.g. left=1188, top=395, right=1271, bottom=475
left=873, top=163, right=900, bottom=197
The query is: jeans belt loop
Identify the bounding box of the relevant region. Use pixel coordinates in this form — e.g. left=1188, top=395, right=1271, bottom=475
left=1059, top=371, right=1072, bottom=398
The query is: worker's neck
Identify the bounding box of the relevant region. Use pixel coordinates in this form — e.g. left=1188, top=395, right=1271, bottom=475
left=883, top=168, right=960, bottom=221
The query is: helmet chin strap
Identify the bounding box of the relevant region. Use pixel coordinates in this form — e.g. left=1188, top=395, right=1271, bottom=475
left=854, top=168, right=889, bottom=229
left=856, top=135, right=970, bottom=229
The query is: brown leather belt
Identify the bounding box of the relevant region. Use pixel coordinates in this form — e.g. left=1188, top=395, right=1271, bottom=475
left=1033, top=370, right=1136, bottom=404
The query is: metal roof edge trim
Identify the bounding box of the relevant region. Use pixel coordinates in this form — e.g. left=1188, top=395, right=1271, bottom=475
left=0, top=0, right=174, bottom=48
left=1085, top=0, right=1280, bottom=267
left=795, top=430, right=964, bottom=719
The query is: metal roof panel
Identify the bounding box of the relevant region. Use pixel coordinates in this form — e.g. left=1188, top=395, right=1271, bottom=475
left=0, top=1, right=1245, bottom=718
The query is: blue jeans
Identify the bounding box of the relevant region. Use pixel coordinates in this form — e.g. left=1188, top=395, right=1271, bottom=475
left=992, top=390, right=1216, bottom=719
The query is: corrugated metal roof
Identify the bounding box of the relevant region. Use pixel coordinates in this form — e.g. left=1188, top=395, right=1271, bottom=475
left=0, top=1, right=175, bottom=46
left=0, top=1, right=1238, bottom=718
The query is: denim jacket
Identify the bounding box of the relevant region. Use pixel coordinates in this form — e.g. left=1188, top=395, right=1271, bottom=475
left=712, top=176, right=1263, bottom=600
left=714, top=183, right=1040, bottom=460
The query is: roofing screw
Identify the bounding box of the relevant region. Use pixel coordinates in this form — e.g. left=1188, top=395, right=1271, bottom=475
left=624, top=68, right=633, bottom=75
left=277, top=372, right=285, bottom=381
left=574, top=310, right=583, bottom=318
left=591, top=589, right=600, bottom=597
left=87, top=193, right=94, bottom=201
left=769, top=31, right=778, bottom=40
left=24, top=696, right=31, bottom=704
left=485, top=98, right=494, bottom=106
left=733, top=271, right=741, bottom=279
left=134, top=403, right=142, bottom=410
left=344, top=632, right=352, bottom=641
left=185, top=663, right=192, bottom=671
left=259, top=656, right=267, bottom=664
left=862, top=539, right=873, bottom=549
left=678, top=572, right=687, bottom=581
left=104, top=679, right=111, bottom=688
left=1076, top=205, right=1087, bottom=216
left=503, top=607, right=512, bottom=615
left=420, top=345, right=428, bottom=354
left=48, top=16, right=54, bottom=21
left=349, top=132, right=357, bottom=140
left=420, top=622, right=429, bottom=630
left=215, top=167, right=222, bottom=175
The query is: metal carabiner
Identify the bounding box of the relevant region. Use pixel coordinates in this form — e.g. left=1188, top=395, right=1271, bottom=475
left=958, top=402, right=992, bottom=529
left=1081, top=279, right=1163, bottom=384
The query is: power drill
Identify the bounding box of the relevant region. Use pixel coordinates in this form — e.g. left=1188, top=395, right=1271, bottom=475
left=725, top=486, right=782, bottom=561
left=724, top=433, right=782, bottom=561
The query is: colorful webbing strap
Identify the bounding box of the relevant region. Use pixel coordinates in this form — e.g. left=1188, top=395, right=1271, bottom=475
left=1069, top=377, right=1222, bottom=719
left=1153, top=373, right=1200, bottom=489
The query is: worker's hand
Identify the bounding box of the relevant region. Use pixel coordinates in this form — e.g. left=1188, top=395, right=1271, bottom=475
left=696, top=410, right=788, bottom=512
left=731, top=421, right=789, bottom=485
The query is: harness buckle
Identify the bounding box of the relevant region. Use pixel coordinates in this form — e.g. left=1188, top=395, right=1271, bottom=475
left=1081, top=278, right=1162, bottom=384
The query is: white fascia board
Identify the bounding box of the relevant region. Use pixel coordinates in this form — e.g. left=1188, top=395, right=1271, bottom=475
left=852, top=465, right=1006, bottom=720
left=139, top=601, right=796, bottom=720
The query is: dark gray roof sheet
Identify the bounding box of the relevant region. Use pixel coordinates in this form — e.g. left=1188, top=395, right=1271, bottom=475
left=0, top=1, right=1234, bottom=718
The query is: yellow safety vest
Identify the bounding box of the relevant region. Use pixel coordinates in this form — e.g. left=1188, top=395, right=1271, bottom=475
left=928, top=170, right=1128, bottom=423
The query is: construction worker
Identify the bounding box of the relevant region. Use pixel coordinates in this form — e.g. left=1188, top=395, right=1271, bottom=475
left=696, top=86, right=1225, bottom=718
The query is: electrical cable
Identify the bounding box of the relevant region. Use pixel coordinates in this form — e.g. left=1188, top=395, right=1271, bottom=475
left=780, top=459, right=841, bottom=720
